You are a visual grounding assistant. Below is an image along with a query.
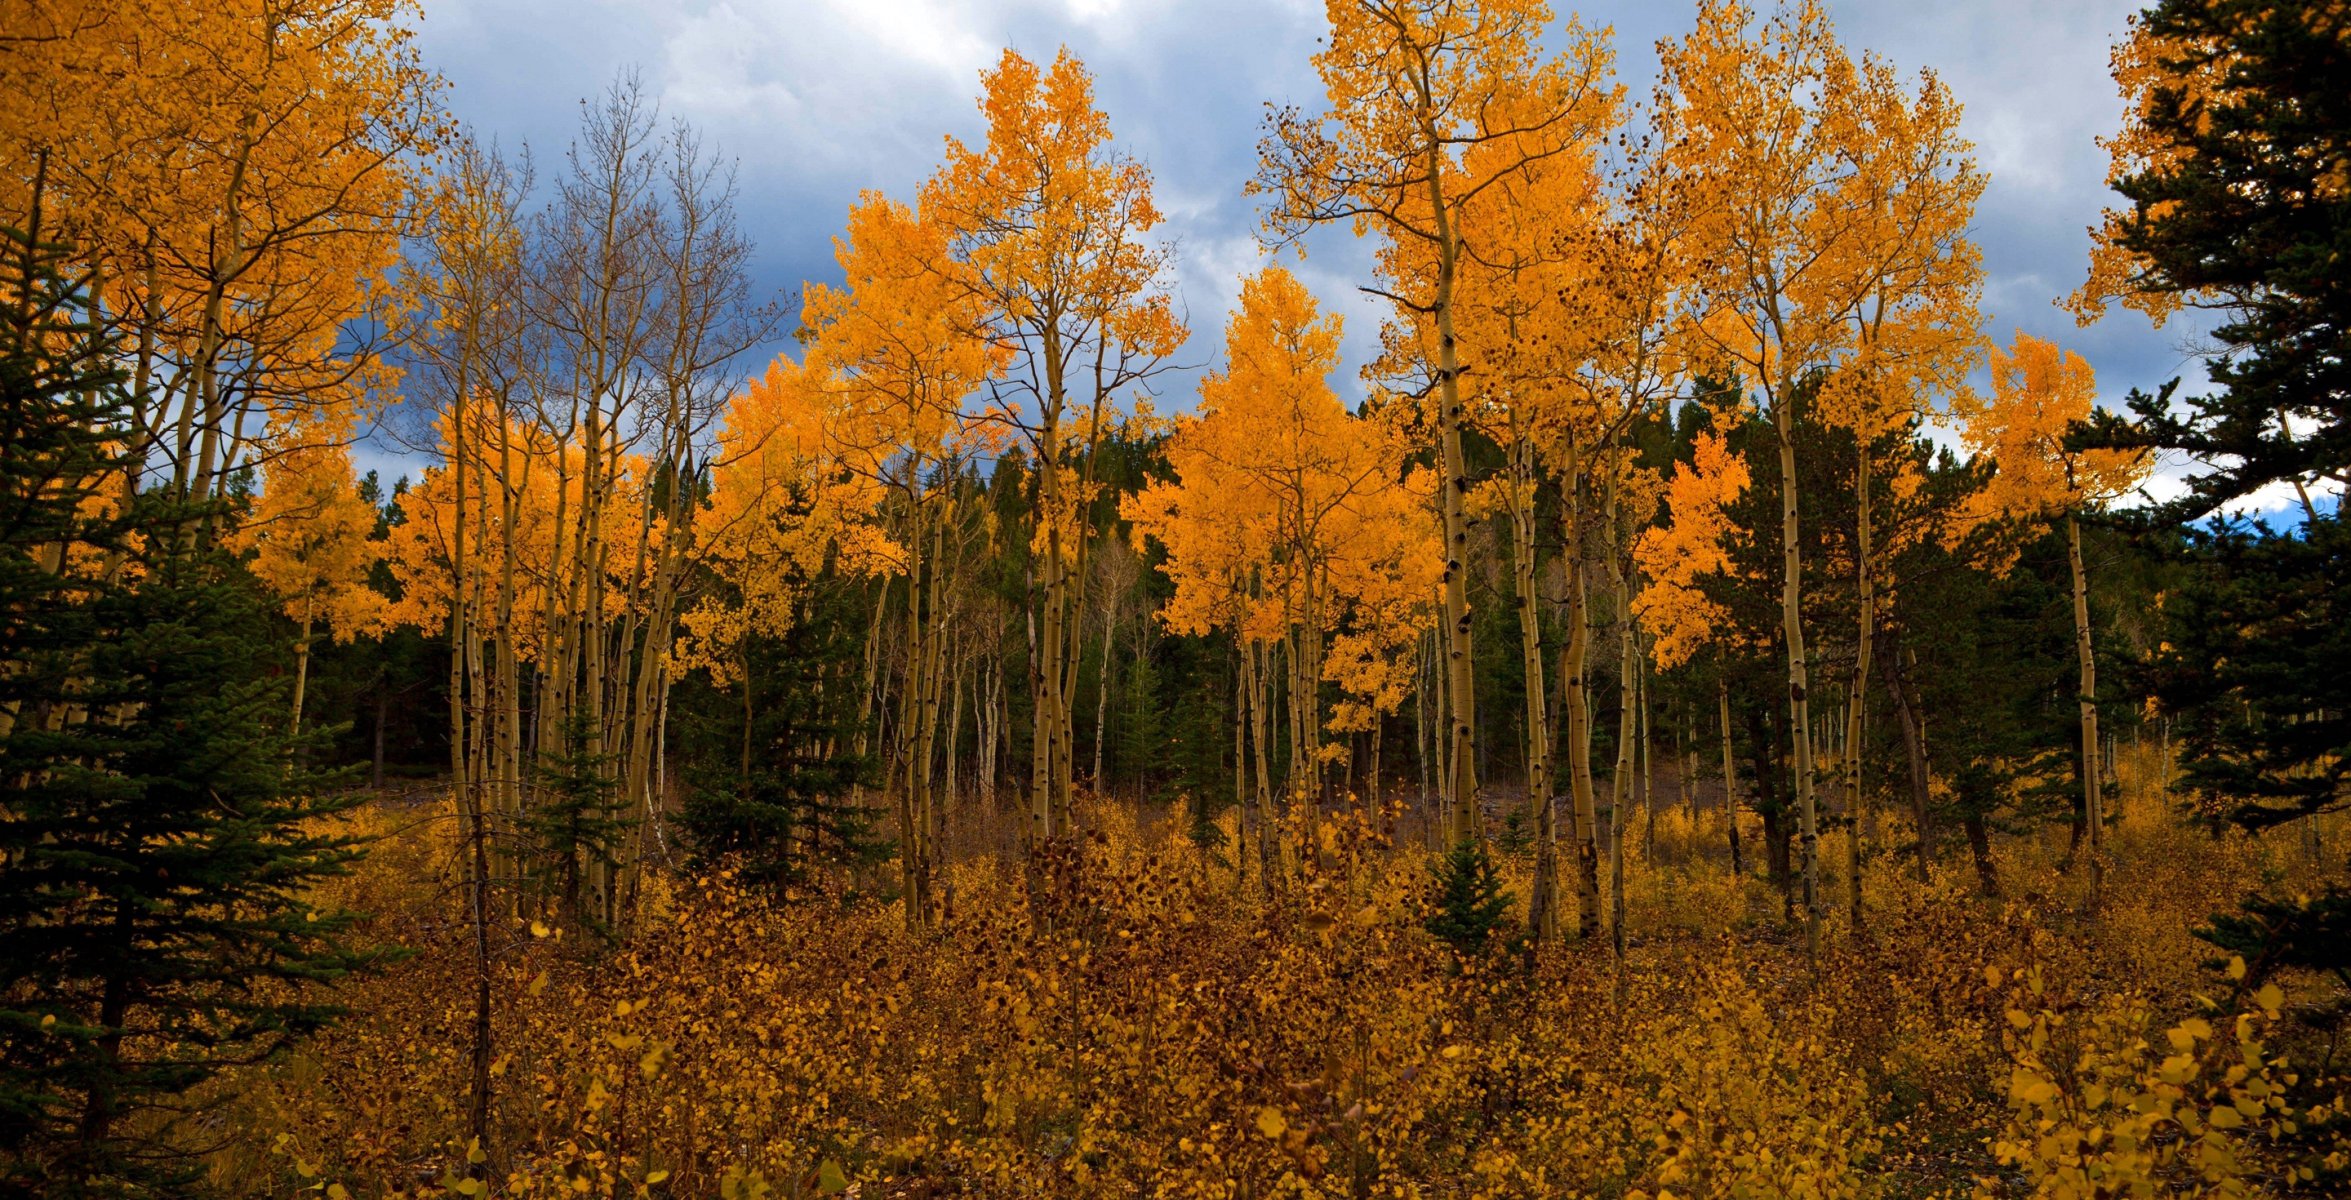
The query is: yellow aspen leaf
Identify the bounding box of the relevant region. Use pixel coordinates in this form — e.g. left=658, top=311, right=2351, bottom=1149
left=1255, top=1107, right=1288, bottom=1139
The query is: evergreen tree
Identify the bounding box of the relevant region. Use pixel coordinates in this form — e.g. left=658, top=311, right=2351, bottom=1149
left=0, top=214, right=384, bottom=1196
left=2083, top=0, right=2349, bottom=831
left=526, top=711, right=628, bottom=935
left=1113, top=641, right=1165, bottom=800
left=1424, top=840, right=1513, bottom=958
left=671, top=580, right=882, bottom=892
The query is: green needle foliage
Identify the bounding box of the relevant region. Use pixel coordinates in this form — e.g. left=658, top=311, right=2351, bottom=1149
left=1424, top=839, right=1513, bottom=959
left=0, top=213, right=388, bottom=1198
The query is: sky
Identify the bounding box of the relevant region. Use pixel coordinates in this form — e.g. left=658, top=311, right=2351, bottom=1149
left=382, top=0, right=2283, bottom=513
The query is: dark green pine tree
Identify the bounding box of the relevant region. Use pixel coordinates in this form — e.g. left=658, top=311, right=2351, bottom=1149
left=1112, top=640, right=1165, bottom=800
left=1423, top=839, right=1513, bottom=958
left=2085, top=0, right=2348, bottom=831
left=526, top=710, right=629, bottom=936
left=670, top=577, right=883, bottom=893
left=0, top=213, right=386, bottom=1197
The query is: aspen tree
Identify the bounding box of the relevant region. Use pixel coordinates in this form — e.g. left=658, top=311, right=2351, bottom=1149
left=1720, top=674, right=1745, bottom=877
left=1447, top=81, right=1629, bottom=937
left=1601, top=446, right=1661, bottom=962
left=1, top=0, right=438, bottom=509
left=392, top=140, right=538, bottom=1084
left=236, top=430, right=388, bottom=736
left=400, top=144, right=536, bottom=919
left=1259, top=0, right=1614, bottom=847
left=1662, top=0, right=1885, bottom=957
left=1812, top=51, right=1984, bottom=933
left=1128, top=268, right=1437, bottom=855
left=802, top=192, right=996, bottom=929
left=1955, top=333, right=2151, bottom=901
left=613, top=127, right=774, bottom=915
left=924, top=50, right=1183, bottom=844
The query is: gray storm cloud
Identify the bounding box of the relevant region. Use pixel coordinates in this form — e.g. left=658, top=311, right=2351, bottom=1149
left=389, top=0, right=2260, bottom=511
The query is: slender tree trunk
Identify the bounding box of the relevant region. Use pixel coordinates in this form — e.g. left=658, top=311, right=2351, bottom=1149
left=1772, top=403, right=1822, bottom=959
left=2066, top=512, right=2103, bottom=905
left=1426, top=183, right=1478, bottom=846
left=1509, top=425, right=1560, bottom=940
left=1093, top=590, right=1116, bottom=792
left=290, top=607, right=315, bottom=739
left=1883, top=639, right=1933, bottom=882
left=1241, top=640, right=1260, bottom=884
left=945, top=650, right=965, bottom=823
left=1610, top=572, right=1635, bottom=968
left=1414, top=630, right=1431, bottom=819
left=447, top=375, right=494, bottom=1176
left=1639, top=648, right=1656, bottom=860
left=1249, top=639, right=1277, bottom=884
left=1031, top=402, right=1066, bottom=843
left=1604, top=456, right=1634, bottom=961
left=1845, top=449, right=1875, bottom=935
left=1433, top=621, right=1451, bottom=848
left=1561, top=455, right=1601, bottom=938
left=980, top=657, right=1000, bottom=812
left=1720, top=675, right=1744, bottom=879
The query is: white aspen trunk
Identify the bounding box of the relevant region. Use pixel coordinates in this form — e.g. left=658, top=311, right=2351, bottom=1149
left=1563, top=467, right=1601, bottom=938
left=1610, top=559, right=1636, bottom=968
left=1415, top=629, right=1431, bottom=815
left=1840, top=447, right=1874, bottom=934
left=1247, top=639, right=1277, bottom=884
left=1092, top=590, right=1116, bottom=793
left=1424, top=154, right=1479, bottom=847
left=1773, top=401, right=1823, bottom=960
left=2067, top=512, right=2103, bottom=905
left=290, top=606, right=315, bottom=739
left=1639, top=647, right=1655, bottom=861
left=945, top=649, right=965, bottom=823
left=1512, top=426, right=1560, bottom=941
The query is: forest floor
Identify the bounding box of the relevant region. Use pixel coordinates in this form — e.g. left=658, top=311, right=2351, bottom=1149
left=201, top=750, right=2349, bottom=1198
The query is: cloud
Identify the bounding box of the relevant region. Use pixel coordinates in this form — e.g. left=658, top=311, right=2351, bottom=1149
left=402, top=0, right=2220, bottom=436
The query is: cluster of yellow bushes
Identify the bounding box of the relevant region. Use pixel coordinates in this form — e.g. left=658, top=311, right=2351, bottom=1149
left=209, top=777, right=2345, bottom=1198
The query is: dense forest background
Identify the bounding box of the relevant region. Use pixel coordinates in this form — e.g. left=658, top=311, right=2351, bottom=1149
left=1, top=0, right=2345, bottom=1196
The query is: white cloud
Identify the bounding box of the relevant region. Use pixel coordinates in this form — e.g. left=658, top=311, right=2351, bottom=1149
left=657, top=0, right=1001, bottom=182
left=399, top=0, right=2222, bottom=440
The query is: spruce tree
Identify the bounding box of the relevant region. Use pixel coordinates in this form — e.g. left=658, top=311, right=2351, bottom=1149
left=0, top=215, right=384, bottom=1196
left=2085, top=0, right=2348, bottom=831
left=671, top=581, right=881, bottom=892
left=1424, top=840, right=1513, bottom=958
left=527, top=711, right=628, bottom=935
